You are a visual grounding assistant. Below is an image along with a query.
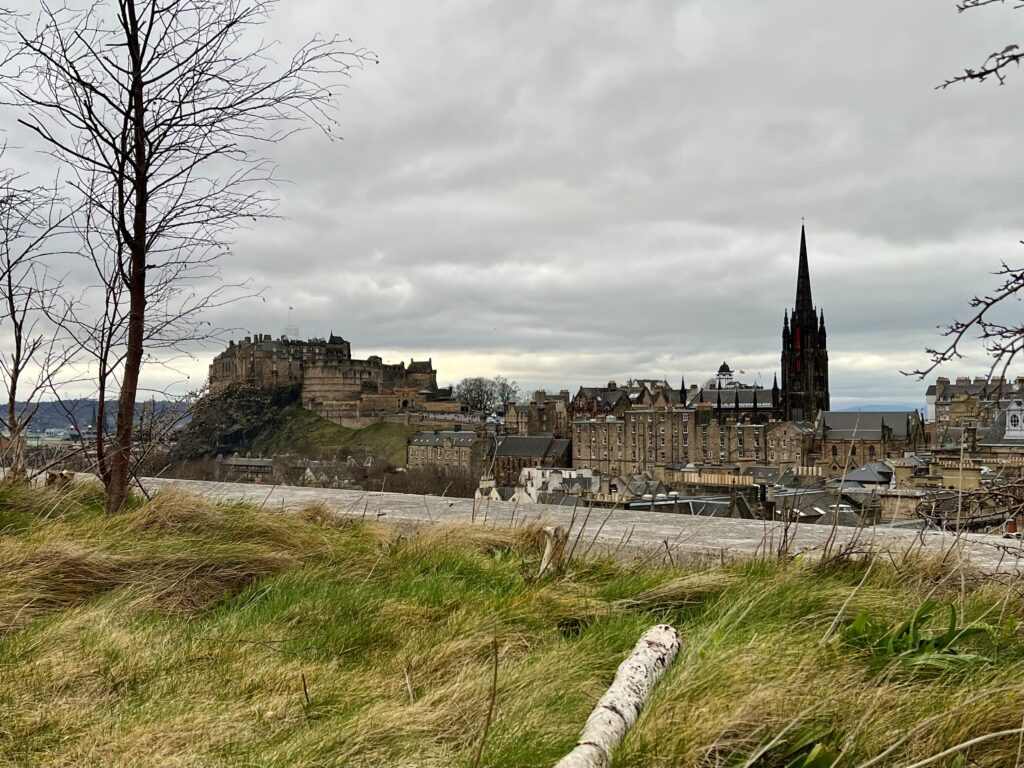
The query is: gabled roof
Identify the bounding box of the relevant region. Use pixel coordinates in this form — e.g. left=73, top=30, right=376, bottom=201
left=816, top=411, right=919, bottom=440
left=495, top=436, right=570, bottom=459
left=574, top=388, right=629, bottom=410
left=844, top=461, right=893, bottom=485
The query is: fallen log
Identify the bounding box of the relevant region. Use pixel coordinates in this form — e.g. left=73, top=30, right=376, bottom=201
left=538, top=525, right=567, bottom=578
left=554, top=624, right=681, bottom=768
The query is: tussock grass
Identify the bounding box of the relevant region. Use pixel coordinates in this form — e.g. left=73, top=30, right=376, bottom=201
left=2, top=485, right=1024, bottom=767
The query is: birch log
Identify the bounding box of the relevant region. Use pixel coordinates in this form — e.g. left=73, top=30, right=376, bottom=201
left=554, top=624, right=681, bottom=768
left=538, top=525, right=567, bottom=578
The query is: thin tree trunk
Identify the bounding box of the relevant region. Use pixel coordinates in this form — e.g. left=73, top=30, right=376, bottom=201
left=105, top=0, right=147, bottom=514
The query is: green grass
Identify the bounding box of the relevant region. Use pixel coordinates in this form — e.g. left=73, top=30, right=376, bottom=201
left=251, top=404, right=420, bottom=465
left=3, top=484, right=1024, bottom=767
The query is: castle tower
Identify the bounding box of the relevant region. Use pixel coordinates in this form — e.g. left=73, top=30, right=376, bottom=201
left=780, top=225, right=830, bottom=422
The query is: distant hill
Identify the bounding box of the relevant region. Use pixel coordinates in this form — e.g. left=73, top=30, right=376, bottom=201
left=16, top=399, right=189, bottom=432
left=172, top=384, right=419, bottom=465
left=835, top=404, right=923, bottom=414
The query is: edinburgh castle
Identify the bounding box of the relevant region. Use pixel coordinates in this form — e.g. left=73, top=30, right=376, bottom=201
left=209, top=333, right=464, bottom=424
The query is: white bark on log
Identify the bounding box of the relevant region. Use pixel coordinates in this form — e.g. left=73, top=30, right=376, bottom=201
left=554, top=624, right=681, bottom=768
left=538, top=525, right=567, bottom=578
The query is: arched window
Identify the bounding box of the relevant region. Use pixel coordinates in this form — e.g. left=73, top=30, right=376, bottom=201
left=851, top=445, right=857, bottom=458
left=831, top=445, right=838, bottom=458
left=869, top=445, right=876, bottom=459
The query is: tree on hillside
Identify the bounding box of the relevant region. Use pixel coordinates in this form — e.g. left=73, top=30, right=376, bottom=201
left=0, top=165, right=74, bottom=480
left=2, top=1, right=374, bottom=512
left=912, top=0, right=1024, bottom=381
left=455, top=377, right=500, bottom=413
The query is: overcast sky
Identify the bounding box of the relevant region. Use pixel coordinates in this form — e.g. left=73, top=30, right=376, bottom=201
left=7, top=0, right=1024, bottom=407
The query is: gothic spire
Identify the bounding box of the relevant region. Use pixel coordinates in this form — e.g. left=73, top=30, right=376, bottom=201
left=795, top=224, right=813, bottom=313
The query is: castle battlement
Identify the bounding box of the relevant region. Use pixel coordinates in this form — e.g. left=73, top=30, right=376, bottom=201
left=208, top=334, right=443, bottom=422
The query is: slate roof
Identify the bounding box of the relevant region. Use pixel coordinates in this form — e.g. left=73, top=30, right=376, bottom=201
left=407, top=360, right=434, bottom=373
left=686, top=387, right=774, bottom=409
left=932, top=381, right=1021, bottom=404
left=408, top=431, right=479, bottom=447
left=222, top=457, right=274, bottom=468
left=771, top=420, right=816, bottom=435
left=494, top=436, right=570, bottom=459
left=977, top=409, right=1024, bottom=446
left=843, top=461, right=894, bottom=485
left=815, top=411, right=918, bottom=440
left=572, top=387, right=630, bottom=414
left=741, top=466, right=799, bottom=485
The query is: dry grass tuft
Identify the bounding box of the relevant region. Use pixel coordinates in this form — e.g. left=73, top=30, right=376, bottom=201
left=0, top=538, right=293, bottom=633
left=132, top=487, right=222, bottom=533
left=296, top=500, right=346, bottom=527
left=617, top=569, right=744, bottom=612
left=401, top=521, right=544, bottom=558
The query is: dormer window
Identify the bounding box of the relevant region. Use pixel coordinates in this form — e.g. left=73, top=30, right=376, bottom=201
left=1005, top=400, right=1024, bottom=440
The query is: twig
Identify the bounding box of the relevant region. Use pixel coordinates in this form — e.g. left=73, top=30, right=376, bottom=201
left=403, top=666, right=415, bottom=703
left=472, top=637, right=500, bottom=768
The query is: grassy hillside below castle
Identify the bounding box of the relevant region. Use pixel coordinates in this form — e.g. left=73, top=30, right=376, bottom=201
left=4, top=483, right=1024, bottom=766
left=174, top=385, right=419, bottom=466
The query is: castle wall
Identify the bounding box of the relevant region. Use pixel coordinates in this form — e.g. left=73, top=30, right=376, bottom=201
left=209, top=335, right=448, bottom=426
left=301, top=359, right=385, bottom=415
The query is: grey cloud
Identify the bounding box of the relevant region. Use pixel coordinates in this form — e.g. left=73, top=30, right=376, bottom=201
left=3, top=0, right=1022, bottom=407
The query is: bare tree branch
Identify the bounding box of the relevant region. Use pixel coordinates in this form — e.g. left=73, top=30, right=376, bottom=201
left=940, top=0, right=1024, bottom=87
left=1, top=0, right=374, bottom=511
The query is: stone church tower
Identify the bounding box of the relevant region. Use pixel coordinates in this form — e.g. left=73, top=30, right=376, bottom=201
left=780, top=226, right=830, bottom=422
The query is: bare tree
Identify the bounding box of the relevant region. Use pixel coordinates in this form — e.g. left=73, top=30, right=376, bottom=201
left=2, top=0, right=374, bottom=512
left=0, top=166, right=74, bottom=480
left=493, top=375, right=520, bottom=410
left=455, top=377, right=500, bottom=414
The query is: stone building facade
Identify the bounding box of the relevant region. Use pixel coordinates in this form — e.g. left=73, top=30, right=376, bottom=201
left=766, top=421, right=816, bottom=467
left=505, top=390, right=572, bottom=438
left=492, top=436, right=571, bottom=486
left=406, top=430, right=491, bottom=478
left=925, top=376, right=1024, bottom=429
left=815, top=411, right=926, bottom=476
left=208, top=333, right=455, bottom=423
left=572, top=403, right=767, bottom=476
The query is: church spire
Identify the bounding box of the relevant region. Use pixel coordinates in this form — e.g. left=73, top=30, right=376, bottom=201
left=795, top=224, right=813, bottom=312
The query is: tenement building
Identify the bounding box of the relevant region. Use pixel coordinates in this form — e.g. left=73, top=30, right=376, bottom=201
left=406, top=429, right=491, bottom=478
left=573, top=402, right=767, bottom=476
